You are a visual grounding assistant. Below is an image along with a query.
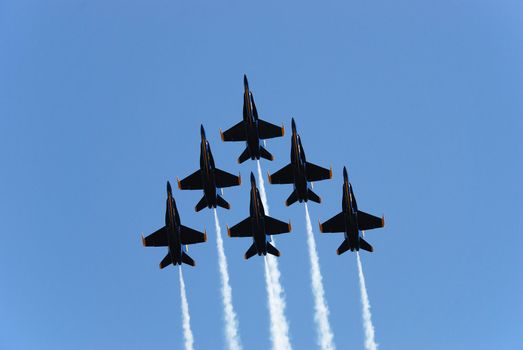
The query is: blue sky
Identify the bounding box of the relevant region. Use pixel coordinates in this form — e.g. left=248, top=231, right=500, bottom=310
left=1, top=1, right=522, bottom=349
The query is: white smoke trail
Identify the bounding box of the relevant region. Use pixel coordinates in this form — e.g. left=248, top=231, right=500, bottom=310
left=356, top=252, right=378, bottom=350
left=258, top=160, right=292, bottom=350
left=256, top=161, right=269, bottom=214
left=214, top=209, right=242, bottom=350
left=178, top=268, right=195, bottom=350
left=304, top=204, right=336, bottom=350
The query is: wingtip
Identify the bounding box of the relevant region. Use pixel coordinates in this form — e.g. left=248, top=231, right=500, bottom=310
left=177, top=177, right=182, bottom=190
left=243, top=254, right=248, bottom=260
left=267, top=172, right=272, bottom=184
left=204, top=230, right=208, bottom=242
left=220, top=129, right=225, bottom=141
left=281, top=124, right=285, bottom=137
left=318, top=221, right=324, bottom=233
left=227, top=225, right=231, bottom=237
left=238, top=173, right=242, bottom=186
left=288, top=221, right=292, bottom=232
left=329, top=166, right=333, bottom=179
left=381, top=215, right=385, bottom=227
left=141, top=234, right=146, bottom=246
left=336, top=249, right=341, bottom=256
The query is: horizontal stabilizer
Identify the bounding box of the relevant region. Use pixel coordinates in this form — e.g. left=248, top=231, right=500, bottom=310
left=336, top=239, right=350, bottom=256
left=178, top=170, right=203, bottom=190
left=285, top=190, right=298, bottom=207
left=238, top=147, right=251, bottom=164
left=258, top=119, right=285, bottom=140
left=195, top=196, right=208, bottom=212
left=357, top=210, right=385, bottom=231
left=359, top=237, right=374, bottom=252
left=307, top=188, right=321, bottom=204
left=221, top=121, right=247, bottom=142
left=266, top=242, right=280, bottom=257
left=269, top=164, right=293, bottom=185
left=259, top=146, right=274, bottom=161
left=182, top=251, right=196, bottom=266
left=215, top=168, right=241, bottom=188
left=142, top=226, right=168, bottom=247
left=159, top=253, right=173, bottom=269
left=244, top=243, right=258, bottom=260
left=216, top=195, right=231, bottom=210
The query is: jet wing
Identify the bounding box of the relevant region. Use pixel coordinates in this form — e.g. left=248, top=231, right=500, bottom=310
left=265, top=215, right=291, bottom=235
left=142, top=226, right=168, bottom=246
left=306, top=162, right=332, bottom=182
left=258, top=119, right=285, bottom=140
left=319, top=212, right=345, bottom=233
left=357, top=210, right=384, bottom=231
left=221, top=121, right=247, bottom=142
left=215, top=168, right=241, bottom=188
left=180, top=225, right=207, bottom=245
left=178, top=170, right=203, bottom=190
left=227, top=217, right=253, bottom=238
left=268, top=164, right=294, bottom=184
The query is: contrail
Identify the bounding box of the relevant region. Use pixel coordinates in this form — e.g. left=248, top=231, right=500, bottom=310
left=178, top=267, right=195, bottom=350
left=356, top=252, right=378, bottom=350
left=305, top=204, right=335, bottom=350
left=257, top=161, right=292, bottom=350
left=214, top=209, right=242, bottom=350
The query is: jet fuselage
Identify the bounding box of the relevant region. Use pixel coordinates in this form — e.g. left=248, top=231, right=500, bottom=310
left=249, top=179, right=270, bottom=255
left=242, top=79, right=262, bottom=160
left=199, top=128, right=218, bottom=208
left=290, top=125, right=311, bottom=202
left=165, top=187, right=184, bottom=265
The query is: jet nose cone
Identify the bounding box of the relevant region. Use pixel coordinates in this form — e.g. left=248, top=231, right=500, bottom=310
left=343, top=166, right=348, bottom=181
left=250, top=172, right=256, bottom=185
left=243, top=74, right=249, bottom=89
left=167, top=181, right=172, bottom=194
left=291, top=118, right=296, bottom=133
left=200, top=124, right=206, bottom=139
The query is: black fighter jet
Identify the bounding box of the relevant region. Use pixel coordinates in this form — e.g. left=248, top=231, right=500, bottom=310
left=319, top=167, right=385, bottom=254
left=178, top=125, right=241, bottom=212
left=268, top=118, right=332, bottom=206
left=142, top=181, right=207, bottom=268
left=227, top=172, right=292, bottom=259
left=220, top=75, right=285, bottom=163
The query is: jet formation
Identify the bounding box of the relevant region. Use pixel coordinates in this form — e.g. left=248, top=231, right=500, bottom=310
left=142, top=75, right=386, bottom=268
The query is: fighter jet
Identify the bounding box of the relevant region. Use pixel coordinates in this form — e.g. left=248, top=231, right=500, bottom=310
left=227, top=172, right=292, bottom=259
left=220, top=75, right=285, bottom=163
left=178, top=125, right=241, bottom=211
left=268, top=118, right=332, bottom=206
left=141, top=181, right=207, bottom=268
left=319, top=167, right=385, bottom=254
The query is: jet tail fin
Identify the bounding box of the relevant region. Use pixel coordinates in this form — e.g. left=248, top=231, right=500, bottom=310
left=181, top=251, right=196, bottom=266
left=216, top=195, right=231, bottom=210
left=359, top=237, right=374, bottom=252
left=285, top=190, right=299, bottom=207
left=259, top=146, right=274, bottom=161
left=238, top=147, right=251, bottom=164
left=244, top=243, right=258, bottom=260
left=307, top=188, right=322, bottom=204
left=159, top=253, right=173, bottom=269
left=266, top=242, right=280, bottom=257
left=195, top=196, right=208, bottom=212
left=336, top=239, right=350, bottom=256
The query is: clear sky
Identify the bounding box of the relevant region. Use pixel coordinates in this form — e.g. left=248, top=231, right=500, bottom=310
left=1, top=1, right=522, bottom=349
